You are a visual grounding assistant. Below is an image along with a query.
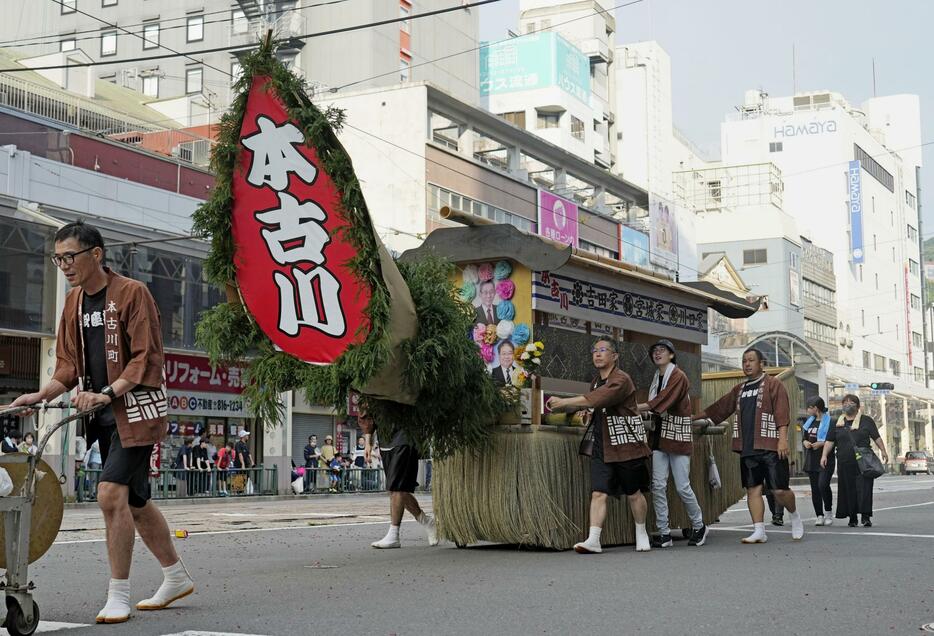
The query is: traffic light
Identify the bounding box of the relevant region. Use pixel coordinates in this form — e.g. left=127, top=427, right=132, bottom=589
left=870, top=382, right=894, bottom=391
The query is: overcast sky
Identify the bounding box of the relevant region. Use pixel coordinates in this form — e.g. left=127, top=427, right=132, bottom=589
left=479, top=0, right=934, bottom=232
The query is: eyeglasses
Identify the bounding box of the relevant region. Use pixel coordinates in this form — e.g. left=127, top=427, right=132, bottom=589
left=50, top=246, right=95, bottom=268
left=591, top=347, right=612, bottom=354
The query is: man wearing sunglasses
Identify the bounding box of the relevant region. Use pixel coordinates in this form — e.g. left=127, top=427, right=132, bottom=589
left=546, top=338, right=652, bottom=554
left=10, top=221, right=193, bottom=623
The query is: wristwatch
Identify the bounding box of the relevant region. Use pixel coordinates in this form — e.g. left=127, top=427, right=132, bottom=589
left=100, top=385, right=117, bottom=401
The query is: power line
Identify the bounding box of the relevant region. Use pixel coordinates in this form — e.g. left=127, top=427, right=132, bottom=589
left=45, top=0, right=231, bottom=79
left=333, top=0, right=643, bottom=92
left=0, top=0, right=356, bottom=49
left=0, top=0, right=501, bottom=73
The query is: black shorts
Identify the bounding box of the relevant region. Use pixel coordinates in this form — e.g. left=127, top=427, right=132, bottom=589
left=381, top=445, right=420, bottom=493
left=740, top=452, right=790, bottom=491
left=98, top=427, right=153, bottom=508
left=590, top=456, right=650, bottom=497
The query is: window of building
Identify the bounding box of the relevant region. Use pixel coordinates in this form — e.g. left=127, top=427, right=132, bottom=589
left=399, top=1, right=411, bottom=33
left=427, top=184, right=535, bottom=234
left=231, top=9, right=248, bottom=35
left=862, top=351, right=872, bottom=370
left=890, top=359, right=901, bottom=377
left=230, top=61, right=242, bottom=84
left=804, top=318, right=836, bottom=345
left=100, top=30, right=117, bottom=56
left=911, top=294, right=921, bottom=310
left=875, top=272, right=879, bottom=290
left=915, top=367, right=925, bottom=383
left=142, top=22, right=159, bottom=49
left=769, top=141, right=783, bottom=153
left=141, top=75, right=158, bottom=97
left=399, top=57, right=410, bottom=82
left=861, top=309, right=865, bottom=327
left=873, top=234, right=877, bottom=251
left=894, top=283, right=897, bottom=299
left=743, top=249, right=767, bottom=266
left=536, top=110, right=561, bottom=129
left=187, top=14, right=204, bottom=42
left=571, top=116, right=585, bottom=141
left=429, top=111, right=461, bottom=150
left=60, top=38, right=76, bottom=52
left=802, top=279, right=835, bottom=306
left=61, top=0, right=76, bottom=13
left=708, top=179, right=722, bottom=203
left=579, top=240, right=618, bottom=260
left=854, top=143, right=894, bottom=192
left=102, top=0, right=117, bottom=6
left=185, top=66, right=202, bottom=94
left=913, top=331, right=923, bottom=348
left=0, top=217, right=56, bottom=334
left=906, top=190, right=917, bottom=210
left=790, top=252, right=799, bottom=270
left=908, top=225, right=918, bottom=241
left=499, top=111, right=526, bottom=128
left=909, top=259, right=920, bottom=277
left=877, top=316, right=881, bottom=333
left=874, top=354, right=886, bottom=371
left=892, top=246, right=896, bottom=262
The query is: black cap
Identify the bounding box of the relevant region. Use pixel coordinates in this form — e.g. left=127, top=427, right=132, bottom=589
left=651, top=339, right=676, bottom=355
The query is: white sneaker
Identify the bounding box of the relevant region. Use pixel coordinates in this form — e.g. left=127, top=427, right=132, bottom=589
left=815, top=515, right=825, bottom=526
left=791, top=515, right=804, bottom=541
left=371, top=537, right=401, bottom=549
left=741, top=528, right=768, bottom=544
left=824, top=516, right=833, bottom=526
left=573, top=540, right=602, bottom=554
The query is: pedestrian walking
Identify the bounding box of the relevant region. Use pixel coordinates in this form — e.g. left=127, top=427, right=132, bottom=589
left=821, top=394, right=889, bottom=527
left=637, top=339, right=708, bottom=548
left=9, top=221, right=193, bottom=623
left=361, top=413, right=438, bottom=548
left=547, top=338, right=652, bottom=554
left=802, top=396, right=833, bottom=525
left=694, top=348, right=804, bottom=543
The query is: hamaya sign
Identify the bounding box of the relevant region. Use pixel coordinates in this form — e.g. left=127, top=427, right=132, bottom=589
left=232, top=76, right=371, bottom=364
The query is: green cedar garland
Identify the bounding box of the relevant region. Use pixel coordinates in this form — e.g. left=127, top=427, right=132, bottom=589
left=192, top=40, right=507, bottom=457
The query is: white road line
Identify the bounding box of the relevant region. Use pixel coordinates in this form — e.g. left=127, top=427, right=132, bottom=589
left=53, top=519, right=398, bottom=545
left=161, top=631, right=271, bottom=636
left=708, top=526, right=934, bottom=539
left=35, top=621, right=89, bottom=633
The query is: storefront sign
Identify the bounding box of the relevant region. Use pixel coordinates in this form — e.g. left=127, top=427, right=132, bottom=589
left=533, top=269, right=707, bottom=336
left=480, top=32, right=590, bottom=103
left=848, top=160, right=864, bottom=264
left=773, top=120, right=837, bottom=138
left=165, top=353, right=245, bottom=394
left=538, top=190, right=579, bottom=248
left=167, top=390, right=248, bottom=418
left=231, top=76, right=371, bottom=364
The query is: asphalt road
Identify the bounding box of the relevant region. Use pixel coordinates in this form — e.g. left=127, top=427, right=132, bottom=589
left=17, top=475, right=934, bottom=635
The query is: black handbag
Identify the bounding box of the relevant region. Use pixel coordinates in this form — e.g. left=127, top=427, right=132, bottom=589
left=854, top=446, right=885, bottom=479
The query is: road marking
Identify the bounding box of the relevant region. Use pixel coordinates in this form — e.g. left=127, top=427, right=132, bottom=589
left=53, top=519, right=398, bottom=545
left=708, top=526, right=934, bottom=539
left=35, top=621, right=89, bottom=633
left=161, top=632, right=271, bottom=636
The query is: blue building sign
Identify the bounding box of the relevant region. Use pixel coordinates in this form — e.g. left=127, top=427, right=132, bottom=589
left=848, top=160, right=864, bottom=264
left=480, top=33, right=590, bottom=104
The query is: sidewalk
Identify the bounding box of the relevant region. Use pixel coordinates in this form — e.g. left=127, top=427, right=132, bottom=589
left=57, top=492, right=428, bottom=543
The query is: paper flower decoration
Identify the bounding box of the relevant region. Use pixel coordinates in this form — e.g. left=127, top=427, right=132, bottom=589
left=496, top=320, right=514, bottom=340
left=472, top=324, right=486, bottom=344
left=496, top=300, right=515, bottom=321
left=479, top=343, right=494, bottom=363
left=478, top=262, right=494, bottom=282
left=484, top=324, right=498, bottom=344
left=512, top=323, right=531, bottom=346
left=459, top=281, right=477, bottom=303
left=461, top=264, right=479, bottom=284
left=493, top=260, right=513, bottom=281
left=496, top=279, right=515, bottom=300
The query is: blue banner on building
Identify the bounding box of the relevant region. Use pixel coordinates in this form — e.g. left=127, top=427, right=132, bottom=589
left=848, top=160, right=864, bottom=264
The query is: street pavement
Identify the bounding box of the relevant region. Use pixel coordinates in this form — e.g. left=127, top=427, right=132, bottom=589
left=19, top=475, right=934, bottom=635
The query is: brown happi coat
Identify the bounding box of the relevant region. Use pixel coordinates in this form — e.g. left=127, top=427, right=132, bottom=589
left=700, top=374, right=790, bottom=454
left=647, top=366, right=693, bottom=455
left=579, top=367, right=651, bottom=463
left=52, top=268, right=168, bottom=447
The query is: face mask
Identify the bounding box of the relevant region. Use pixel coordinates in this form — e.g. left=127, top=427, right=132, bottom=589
left=843, top=404, right=858, bottom=416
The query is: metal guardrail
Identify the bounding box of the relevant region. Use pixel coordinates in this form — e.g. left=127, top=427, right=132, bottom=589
left=76, top=465, right=278, bottom=502
left=298, top=467, right=386, bottom=494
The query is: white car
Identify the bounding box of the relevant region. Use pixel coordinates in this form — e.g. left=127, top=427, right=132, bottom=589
left=903, top=451, right=933, bottom=475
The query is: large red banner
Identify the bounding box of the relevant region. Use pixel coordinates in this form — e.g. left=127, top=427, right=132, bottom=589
left=165, top=353, right=245, bottom=394
left=231, top=76, right=371, bottom=364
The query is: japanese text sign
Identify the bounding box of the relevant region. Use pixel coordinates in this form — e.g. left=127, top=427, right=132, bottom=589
left=165, top=353, right=245, bottom=395
left=232, top=76, right=371, bottom=364
left=538, top=190, right=579, bottom=248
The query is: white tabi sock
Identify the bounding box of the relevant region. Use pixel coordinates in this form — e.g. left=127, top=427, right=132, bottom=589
left=137, top=560, right=194, bottom=610
left=574, top=526, right=603, bottom=553
left=96, top=578, right=131, bottom=623
left=372, top=524, right=402, bottom=548
left=742, top=522, right=768, bottom=544
left=634, top=522, right=651, bottom=551
left=587, top=526, right=602, bottom=545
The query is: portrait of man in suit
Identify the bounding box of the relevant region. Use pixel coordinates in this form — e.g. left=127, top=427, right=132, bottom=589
left=491, top=341, right=518, bottom=387
left=475, top=280, right=498, bottom=325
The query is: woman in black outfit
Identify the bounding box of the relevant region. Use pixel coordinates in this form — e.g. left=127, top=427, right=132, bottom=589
left=801, top=396, right=833, bottom=525
left=821, top=394, right=889, bottom=527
